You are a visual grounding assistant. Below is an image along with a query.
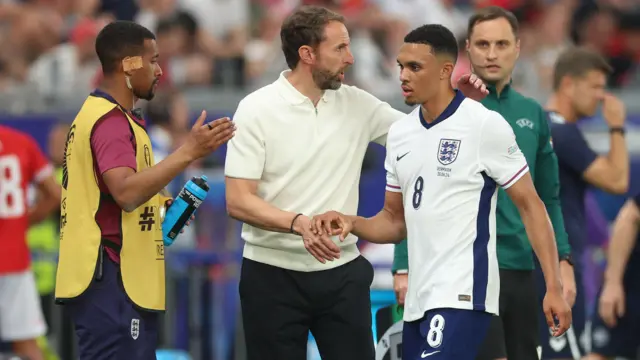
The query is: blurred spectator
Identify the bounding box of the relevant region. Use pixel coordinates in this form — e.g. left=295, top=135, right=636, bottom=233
left=145, top=88, right=190, bottom=164
left=244, top=6, right=293, bottom=88
left=1, top=0, right=640, bottom=110
left=154, top=12, right=213, bottom=86
left=135, top=0, right=178, bottom=35
left=26, top=18, right=102, bottom=102
left=180, top=0, right=249, bottom=87
left=512, top=2, right=572, bottom=101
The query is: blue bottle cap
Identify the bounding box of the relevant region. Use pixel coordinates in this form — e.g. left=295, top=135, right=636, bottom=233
left=201, top=175, right=208, bottom=182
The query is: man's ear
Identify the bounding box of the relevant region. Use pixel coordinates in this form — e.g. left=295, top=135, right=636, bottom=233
left=298, top=46, right=315, bottom=65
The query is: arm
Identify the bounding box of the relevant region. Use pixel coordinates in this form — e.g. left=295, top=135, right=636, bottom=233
left=226, top=177, right=305, bottom=233
left=506, top=174, right=562, bottom=291
left=550, top=112, right=628, bottom=194
left=392, top=239, right=409, bottom=273
left=348, top=190, right=405, bottom=244
left=598, top=197, right=639, bottom=326
left=224, top=99, right=307, bottom=233
left=357, top=88, right=405, bottom=145
left=582, top=132, right=628, bottom=194
left=535, top=112, right=570, bottom=257
left=101, top=111, right=232, bottom=212
left=24, top=136, right=60, bottom=224
left=347, top=137, right=406, bottom=243
left=28, top=175, right=61, bottom=225
left=104, top=150, right=194, bottom=212
left=583, top=95, right=629, bottom=194
left=603, top=198, right=640, bottom=285
left=481, top=111, right=562, bottom=291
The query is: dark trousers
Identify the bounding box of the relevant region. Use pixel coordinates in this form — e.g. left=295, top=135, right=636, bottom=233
left=476, top=269, right=539, bottom=360
left=239, top=256, right=375, bottom=360
left=65, top=257, right=159, bottom=360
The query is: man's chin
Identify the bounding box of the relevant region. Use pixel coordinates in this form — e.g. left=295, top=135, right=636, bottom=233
left=138, top=92, right=155, bottom=101
left=404, top=97, right=418, bottom=106
left=323, top=80, right=342, bottom=91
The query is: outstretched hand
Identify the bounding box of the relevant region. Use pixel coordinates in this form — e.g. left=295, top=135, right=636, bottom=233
left=183, top=111, right=235, bottom=160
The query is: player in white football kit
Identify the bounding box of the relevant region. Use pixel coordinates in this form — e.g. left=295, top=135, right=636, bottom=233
left=309, top=24, right=572, bottom=360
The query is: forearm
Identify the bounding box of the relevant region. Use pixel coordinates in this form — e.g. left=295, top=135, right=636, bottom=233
left=604, top=216, right=638, bottom=284
left=28, top=200, right=57, bottom=225
left=348, top=210, right=405, bottom=244
left=546, top=202, right=571, bottom=257
left=392, top=239, right=409, bottom=273
left=521, top=199, right=562, bottom=291
left=606, top=133, right=629, bottom=184
left=536, top=153, right=571, bottom=257
left=226, top=192, right=299, bottom=233
left=118, top=146, right=193, bottom=211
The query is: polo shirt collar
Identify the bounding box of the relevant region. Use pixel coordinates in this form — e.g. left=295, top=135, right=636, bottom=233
left=487, top=79, right=513, bottom=100
left=276, top=70, right=334, bottom=105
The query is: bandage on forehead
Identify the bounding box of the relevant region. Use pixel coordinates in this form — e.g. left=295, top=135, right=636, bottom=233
left=122, top=56, right=143, bottom=72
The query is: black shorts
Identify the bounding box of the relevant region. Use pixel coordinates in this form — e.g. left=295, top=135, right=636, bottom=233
left=476, top=269, right=539, bottom=360
left=239, top=256, right=375, bottom=360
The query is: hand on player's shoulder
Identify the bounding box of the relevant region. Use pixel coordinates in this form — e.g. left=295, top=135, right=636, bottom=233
left=183, top=111, right=236, bottom=160
left=456, top=73, right=489, bottom=102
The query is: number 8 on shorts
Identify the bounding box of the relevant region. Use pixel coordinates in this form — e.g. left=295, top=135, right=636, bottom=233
left=426, top=314, right=445, bottom=348
left=402, top=309, right=493, bottom=360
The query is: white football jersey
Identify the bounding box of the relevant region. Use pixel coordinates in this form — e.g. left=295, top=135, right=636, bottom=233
left=385, top=91, right=529, bottom=321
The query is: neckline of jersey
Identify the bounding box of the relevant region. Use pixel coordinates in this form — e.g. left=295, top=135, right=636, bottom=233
left=419, top=89, right=465, bottom=130
left=90, top=89, right=145, bottom=125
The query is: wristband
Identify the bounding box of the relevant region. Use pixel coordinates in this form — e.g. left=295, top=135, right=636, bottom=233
left=609, top=127, right=625, bottom=135
left=560, top=254, right=574, bottom=266
left=290, top=213, right=303, bottom=235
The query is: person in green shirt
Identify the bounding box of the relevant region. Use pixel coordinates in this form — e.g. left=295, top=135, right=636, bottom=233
left=392, top=7, right=575, bottom=360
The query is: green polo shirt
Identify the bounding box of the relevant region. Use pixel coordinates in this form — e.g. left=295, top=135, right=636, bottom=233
left=392, top=84, right=571, bottom=272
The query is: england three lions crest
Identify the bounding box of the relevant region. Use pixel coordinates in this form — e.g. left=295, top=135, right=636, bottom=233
left=438, top=139, right=461, bottom=165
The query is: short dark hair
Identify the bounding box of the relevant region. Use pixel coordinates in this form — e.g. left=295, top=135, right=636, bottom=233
left=280, top=6, right=345, bottom=70
left=404, top=24, right=458, bottom=62
left=467, top=6, right=519, bottom=39
left=95, top=21, right=156, bottom=74
left=552, top=47, right=612, bottom=90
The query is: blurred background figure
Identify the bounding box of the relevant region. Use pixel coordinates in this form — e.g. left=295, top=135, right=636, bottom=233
left=3, top=0, right=640, bottom=359
left=26, top=122, right=68, bottom=360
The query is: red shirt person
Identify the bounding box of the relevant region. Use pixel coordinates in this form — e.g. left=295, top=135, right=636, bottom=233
left=0, top=125, right=60, bottom=360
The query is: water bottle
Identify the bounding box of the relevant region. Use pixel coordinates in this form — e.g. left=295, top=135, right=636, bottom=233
left=162, top=175, right=209, bottom=247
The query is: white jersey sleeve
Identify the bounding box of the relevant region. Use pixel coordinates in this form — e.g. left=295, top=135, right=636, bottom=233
left=384, top=143, right=402, bottom=192
left=479, top=111, right=529, bottom=189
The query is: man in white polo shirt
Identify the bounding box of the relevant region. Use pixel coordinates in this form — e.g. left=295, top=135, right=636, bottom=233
left=224, top=6, right=486, bottom=360
left=310, top=24, right=572, bottom=360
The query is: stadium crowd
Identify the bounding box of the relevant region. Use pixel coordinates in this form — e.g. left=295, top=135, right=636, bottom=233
left=0, top=0, right=640, bottom=108
left=1, top=0, right=640, bottom=360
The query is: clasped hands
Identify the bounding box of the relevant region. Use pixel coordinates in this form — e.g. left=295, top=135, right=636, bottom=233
left=295, top=211, right=353, bottom=264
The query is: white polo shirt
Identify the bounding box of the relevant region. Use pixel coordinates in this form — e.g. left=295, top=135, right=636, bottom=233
left=225, top=71, right=404, bottom=271
left=385, top=91, right=529, bottom=320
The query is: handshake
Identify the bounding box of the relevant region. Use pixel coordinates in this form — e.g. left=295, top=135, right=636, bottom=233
left=293, top=211, right=355, bottom=264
